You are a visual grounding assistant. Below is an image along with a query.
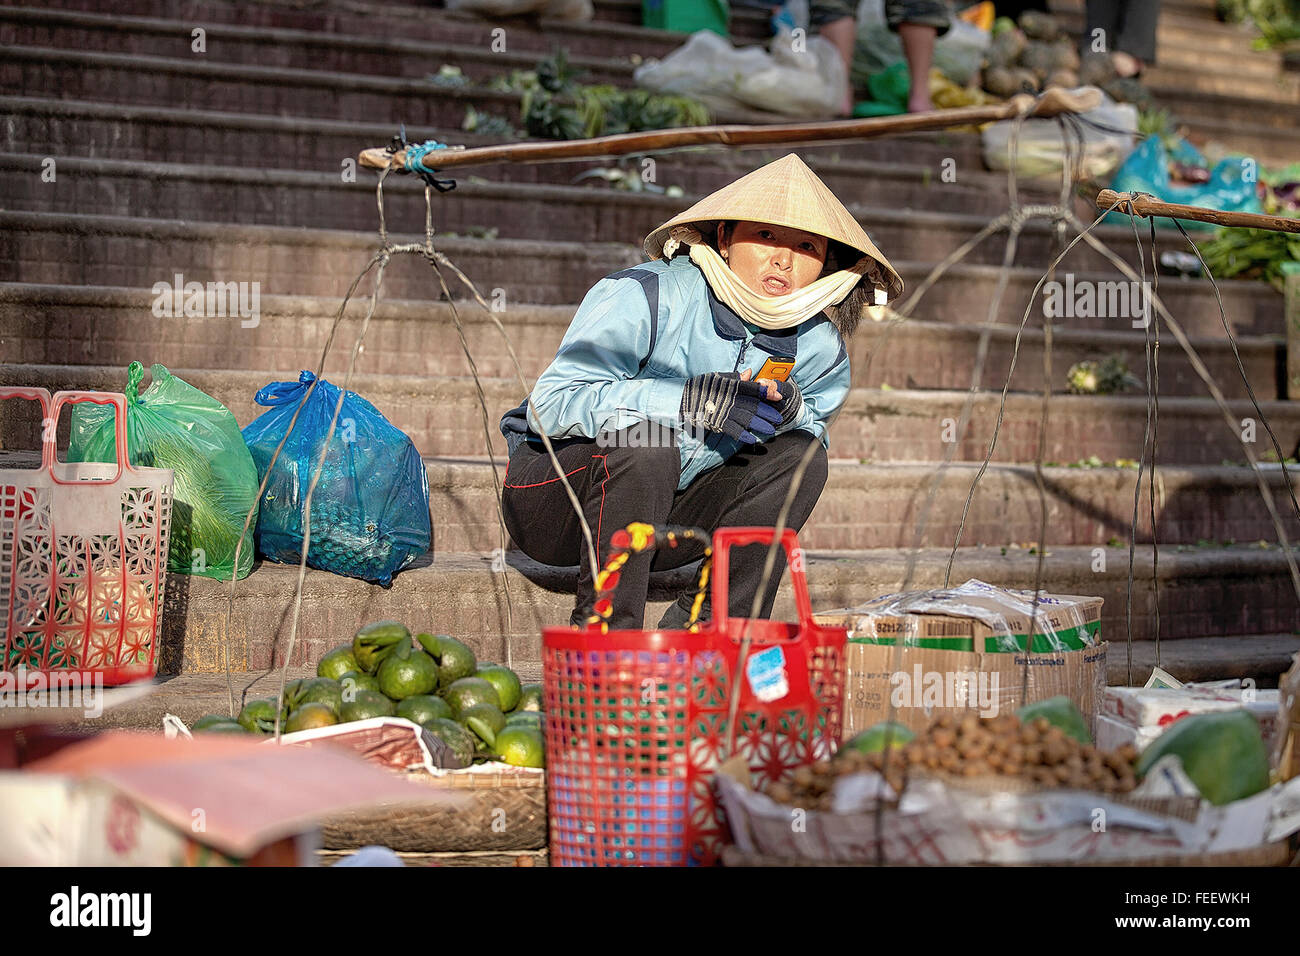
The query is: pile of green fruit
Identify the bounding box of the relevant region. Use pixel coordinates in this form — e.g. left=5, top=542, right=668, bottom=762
left=190, top=621, right=545, bottom=770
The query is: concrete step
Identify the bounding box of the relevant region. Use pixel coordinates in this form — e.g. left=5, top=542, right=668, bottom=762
left=139, top=543, right=1300, bottom=675
left=0, top=209, right=644, bottom=305
left=1180, top=115, right=1300, bottom=172
left=418, top=456, right=1300, bottom=552
left=0, top=94, right=990, bottom=173
left=14, top=0, right=691, bottom=60
left=0, top=210, right=1282, bottom=331
left=2, top=284, right=1284, bottom=399
left=1144, top=65, right=1300, bottom=105
left=1102, top=634, right=1300, bottom=686
left=857, top=319, right=1282, bottom=401
left=1157, top=10, right=1269, bottom=54
left=0, top=148, right=1059, bottom=229
left=0, top=152, right=1066, bottom=243
left=1145, top=81, right=1300, bottom=132
left=6, top=364, right=1300, bottom=466
left=5, top=151, right=1159, bottom=273
left=0, top=6, right=641, bottom=86
left=22, top=39, right=1299, bottom=160
left=0, top=41, right=801, bottom=129
left=1157, top=21, right=1266, bottom=58
left=1158, top=0, right=1221, bottom=13
left=60, top=630, right=1300, bottom=734
left=1155, top=38, right=1282, bottom=78
left=0, top=44, right=546, bottom=131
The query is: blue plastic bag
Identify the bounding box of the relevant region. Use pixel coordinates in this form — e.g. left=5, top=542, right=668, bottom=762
left=240, top=371, right=431, bottom=586
left=1107, top=136, right=1263, bottom=231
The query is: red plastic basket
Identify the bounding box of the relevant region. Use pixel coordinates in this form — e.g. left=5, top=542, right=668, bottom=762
left=0, top=387, right=173, bottom=689
left=543, top=526, right=847, bottom=866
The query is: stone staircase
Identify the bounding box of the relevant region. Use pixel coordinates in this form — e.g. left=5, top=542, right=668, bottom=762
left=1, top=0, right=1298, bottom=726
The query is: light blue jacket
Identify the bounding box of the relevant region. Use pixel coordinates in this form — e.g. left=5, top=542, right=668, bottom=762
left=500, top=256, right=851, bottom=490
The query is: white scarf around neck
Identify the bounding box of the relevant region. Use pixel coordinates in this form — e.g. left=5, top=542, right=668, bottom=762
left=662, top=225, right=877, bottom=331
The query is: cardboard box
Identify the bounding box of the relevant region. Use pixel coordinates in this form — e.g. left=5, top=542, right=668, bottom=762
left=817, top=579, right=1102, bottom=653
left=839, top=642, right=1108, bottom=737
left=816, top=580, right=1106, bottom=737
left=1100, top=685, right=1283, bottom=756
left=0, top=731, right=467, bottom=866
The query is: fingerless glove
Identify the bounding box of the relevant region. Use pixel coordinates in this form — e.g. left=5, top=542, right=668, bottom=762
left=680, top=372, right=782, bottom=444
left=770, top=379, right=804, bottom=428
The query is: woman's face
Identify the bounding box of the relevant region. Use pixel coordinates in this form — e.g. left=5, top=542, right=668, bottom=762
left=717, top=221, right=828, bottom=297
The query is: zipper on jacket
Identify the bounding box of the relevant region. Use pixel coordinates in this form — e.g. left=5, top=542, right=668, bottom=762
left=734, top=337, right=749, bottom=372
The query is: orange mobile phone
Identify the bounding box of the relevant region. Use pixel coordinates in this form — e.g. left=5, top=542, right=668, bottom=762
left=755, top=357, right=795, bottom=382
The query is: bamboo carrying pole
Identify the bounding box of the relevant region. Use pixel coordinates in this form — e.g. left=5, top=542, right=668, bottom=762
left=358, top=87, right=1103, bottom=173
left=1096, top=188, right=1300, bottom=234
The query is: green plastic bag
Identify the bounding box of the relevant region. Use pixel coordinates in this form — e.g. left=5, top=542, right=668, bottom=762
left=68, top=361, right=260, bottom=581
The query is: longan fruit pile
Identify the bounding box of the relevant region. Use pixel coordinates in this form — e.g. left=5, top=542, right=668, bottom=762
left=890, top=713, right=1140, bottom=794
left=764, top=760, right=838, bottom=812
left=762, top=714, right=1141, bottom=810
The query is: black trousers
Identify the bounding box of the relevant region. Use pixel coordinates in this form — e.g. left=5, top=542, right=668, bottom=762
left=501, top=428, right=829, bottom=630
left=1085, top=0, right=1161, bottom=63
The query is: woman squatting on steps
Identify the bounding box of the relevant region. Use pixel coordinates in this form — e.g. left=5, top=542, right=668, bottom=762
left=498, top=154, right=902, bottom=629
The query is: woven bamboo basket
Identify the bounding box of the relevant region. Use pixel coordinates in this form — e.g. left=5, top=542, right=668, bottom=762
left=321, top=766, right=546, bottom=853
left=720, top=841, right=1295, bottom=867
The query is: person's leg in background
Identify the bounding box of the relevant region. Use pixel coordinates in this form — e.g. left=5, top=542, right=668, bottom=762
left=1086, top=0, right=1159, bottom=77
left=1114, top=0, right=1160, bottom=75
left=655, top=430, right=830, bottom=628
left=886, top=0, right=953, bottom=113
left=810, top=0, right=858, bottom=116
left=501, top=426, right=682, bottom=630
left=897, top=21, right=937, bottom=112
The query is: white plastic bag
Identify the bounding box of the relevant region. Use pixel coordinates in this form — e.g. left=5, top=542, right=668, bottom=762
left=445, top=0, right=592, bottom=19
left=933, top=20, right=991, bottom=86
left=981, top=87, right=1138, bottom=187
left=736, top=30, right=847, bottom=117
left=857, top=0, right=884, bottom=25
left=634, top=30, right=769, bottom=113
left=855, top=14, right=990, bottom=85
left=636, top=29, right=845, bottom=119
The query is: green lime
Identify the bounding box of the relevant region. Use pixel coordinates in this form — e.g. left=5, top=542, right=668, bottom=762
left=339, top=671, right=381, bottom=699
left=286, top=702, right=340, bottom=733
left=441, top=677, right=500, bottom=717
left=842, top=721, right=915, bottom=755
left=352, top=620, right=411, bottom=674
left=196, top=721, right=250, bottom=735
left=516, top=683, right=543, bottom=713
left=377, top=647, right=439, bottom=701
left=236, top=698, right=281, bottom=734
left=192, top=713, right=239, bottom=731
left=192, top=716, right=247, bottom=734
left=504, top=711, right=543, bottom=730
left=459, top=702, right=507, bottom=748
left=396, top=694, right=453, bottom=725
left=425, top=717, right=477, bottom=768
left=416, top=633, right=477, bottom=688
left=317, top=642, right=359, bottom=680
left=494, top=726, right=545, bottom=768
left=290, top=677, right=344, bottom=716
left=339, top=688, right=397, bottom=722
left=476, top=665, right=522, bottom=713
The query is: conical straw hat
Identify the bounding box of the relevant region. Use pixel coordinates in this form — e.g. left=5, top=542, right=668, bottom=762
left=643, top=153, right=903, bottom=301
